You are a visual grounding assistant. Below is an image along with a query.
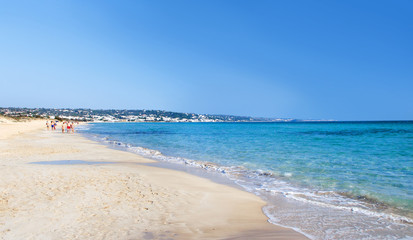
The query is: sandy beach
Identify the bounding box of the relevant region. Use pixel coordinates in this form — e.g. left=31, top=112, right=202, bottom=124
left=0, top=118, right=307, bottom=240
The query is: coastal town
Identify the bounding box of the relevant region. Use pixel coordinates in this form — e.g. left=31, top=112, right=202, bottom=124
left=0, top=107, right=296, bottom=122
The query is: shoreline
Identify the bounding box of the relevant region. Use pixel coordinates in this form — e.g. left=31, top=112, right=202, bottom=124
left=0, top=118, right=307, bottom=239
left=81, top=123, right=413, bottom=221
left=78, top=121, right=413, bottom=239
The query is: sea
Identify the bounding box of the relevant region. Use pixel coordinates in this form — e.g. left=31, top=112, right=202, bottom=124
left=78, top=121, right=413, bottom=240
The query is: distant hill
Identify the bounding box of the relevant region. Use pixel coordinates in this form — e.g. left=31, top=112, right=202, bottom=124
left=0, top=107, right=304, bottom=122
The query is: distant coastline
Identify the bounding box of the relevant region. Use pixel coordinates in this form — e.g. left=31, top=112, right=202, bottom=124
left=0, top=107, right=334, bottom=123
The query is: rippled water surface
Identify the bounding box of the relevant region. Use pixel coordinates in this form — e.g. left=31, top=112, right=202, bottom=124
left=79, top=122, right=413, bottom=239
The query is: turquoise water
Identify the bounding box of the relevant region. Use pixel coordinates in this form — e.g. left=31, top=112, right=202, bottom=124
left=80, top=122, right=413, bottom=239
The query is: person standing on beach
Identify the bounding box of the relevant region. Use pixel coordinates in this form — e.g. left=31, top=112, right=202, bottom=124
left=61, top=122, right=65, bottom=133
left=46, top=121, right=49, bottom=130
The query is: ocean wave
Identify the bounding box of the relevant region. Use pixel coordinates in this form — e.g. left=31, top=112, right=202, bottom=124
left=80, top=132, right=413, bottom=239
left=85, top=133, right=413, bottom=224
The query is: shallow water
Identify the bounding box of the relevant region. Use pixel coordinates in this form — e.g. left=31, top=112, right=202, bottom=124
left=79, top=122, right=413, bottom=239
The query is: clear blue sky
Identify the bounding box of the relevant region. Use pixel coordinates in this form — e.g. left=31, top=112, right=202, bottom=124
left=0, top=0, right=412, bottom=120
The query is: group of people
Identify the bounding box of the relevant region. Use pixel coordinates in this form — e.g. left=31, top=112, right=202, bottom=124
left=46, top=120, right=78, bottom=133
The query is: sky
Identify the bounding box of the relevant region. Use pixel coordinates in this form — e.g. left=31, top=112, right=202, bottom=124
left=0, top=0, right=412, bottom=120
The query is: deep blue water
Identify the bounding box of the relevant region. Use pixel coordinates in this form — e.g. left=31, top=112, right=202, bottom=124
left=79, top=121, right=413, bottom=239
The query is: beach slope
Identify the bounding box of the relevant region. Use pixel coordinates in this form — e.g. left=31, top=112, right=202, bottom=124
left=0, top=118, right=307, bottom=239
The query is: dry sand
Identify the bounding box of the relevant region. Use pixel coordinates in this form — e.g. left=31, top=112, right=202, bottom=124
left=0, top=117, right=307, bottom=239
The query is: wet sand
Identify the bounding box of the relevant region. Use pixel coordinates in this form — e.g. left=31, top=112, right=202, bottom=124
left=0, top=118, right=307, bottom=239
